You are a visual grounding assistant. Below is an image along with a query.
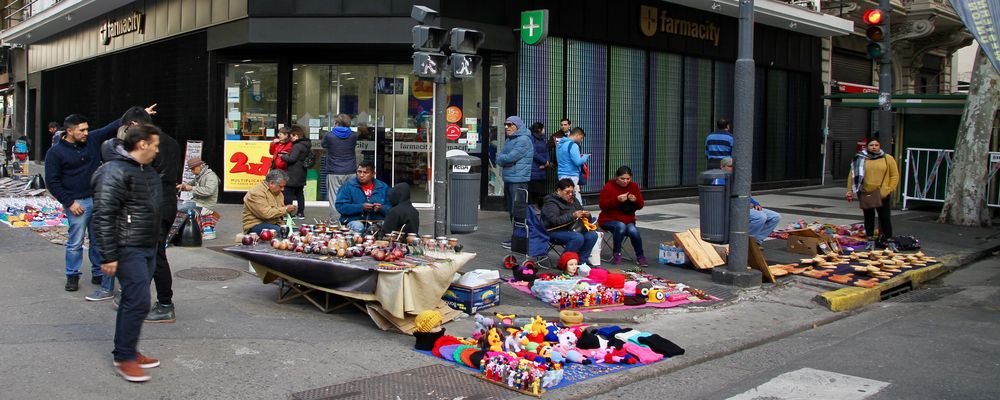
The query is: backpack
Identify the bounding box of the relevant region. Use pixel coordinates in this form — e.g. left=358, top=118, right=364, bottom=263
left=13, top=138, right=28, bottom=154
left=302, top=150, right=316, bottom=168
left=892, top=236, right=921, bottom=251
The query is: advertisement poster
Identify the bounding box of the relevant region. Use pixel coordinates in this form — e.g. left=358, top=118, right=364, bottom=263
left=223, top=140, right=273, bottom=191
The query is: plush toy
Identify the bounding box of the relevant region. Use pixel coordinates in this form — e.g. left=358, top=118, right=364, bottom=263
left=486, top=327, right=504, bottom=352
left=504, top=330, right=524, bottom=352
left=495, top=313, right=516, bottom=327
left=541, top=365, right=564, bottom=388
left=513, top=260, right=539, bottom=283
left=475, top=313, right=495, bottom=333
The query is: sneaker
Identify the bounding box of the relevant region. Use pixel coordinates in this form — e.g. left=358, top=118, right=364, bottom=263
left=202, top=228, right=216, bottom=240
left=65, top=276, right=80, bottom=292
left=294, top=214, right=306, bottom=220
left=501, top=240, right=511, bottom=249
left=886, top=241, right=899, bottom=253
left=611, top=253, right=624, bottom=265
left=145, top=302, right=176, bottom=323
left=85, top=289, right=114, bottom=302
left=863, top=240, right=876, bottom=251
left=112, top=360, right=151, bottom=382
left=637, top=255, right=649, bottom=267
left=91, top=275, right=103, bottom=285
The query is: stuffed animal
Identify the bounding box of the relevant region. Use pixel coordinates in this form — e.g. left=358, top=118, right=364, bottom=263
left=474, top=313, right=495, bottom=333
left=513, top=260, right=539, bottom=283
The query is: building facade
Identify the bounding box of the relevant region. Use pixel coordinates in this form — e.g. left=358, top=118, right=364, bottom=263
left=1, top=0, right=852, bottom=207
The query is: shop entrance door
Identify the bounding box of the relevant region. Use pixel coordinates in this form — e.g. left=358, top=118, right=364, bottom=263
left=374, top=65, right=434, bottom=207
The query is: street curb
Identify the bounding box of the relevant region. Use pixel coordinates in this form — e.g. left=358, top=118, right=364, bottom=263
left=816, top=239, right=1000, bottom=312
left=544, top=311, right=853, bottom=399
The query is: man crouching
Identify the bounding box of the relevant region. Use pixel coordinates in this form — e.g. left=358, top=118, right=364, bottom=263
left=92, top=124, right=163, bottom=382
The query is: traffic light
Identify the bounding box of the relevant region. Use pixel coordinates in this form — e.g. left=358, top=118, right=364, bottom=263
left=447, top=28, right=485, bottom=79
left=413, top=52, right=447, bottom=78
left=863, top=8, right=888, bottom=60
left=412, top=25, right=448, bottom=52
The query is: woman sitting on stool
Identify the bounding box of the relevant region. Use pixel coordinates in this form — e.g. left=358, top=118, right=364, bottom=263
left=598, top=166, right=648, bottom=267
left=542, top=178, right=599, bottom=261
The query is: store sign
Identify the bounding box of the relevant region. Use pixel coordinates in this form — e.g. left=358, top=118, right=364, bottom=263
left=99, top=11, right=145, bottom=45
left=223, top=140, right=272, bottom=191
left=520, top=10, right=549, bottom=45
left=639, top=5, right=720, bottom=47
left=834, top=81, right=878, bottom=94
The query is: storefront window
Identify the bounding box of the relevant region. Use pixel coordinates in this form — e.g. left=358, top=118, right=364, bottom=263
left=222, top=62, right=278, bottom=192
left=488, top=64, right=507, bottom=197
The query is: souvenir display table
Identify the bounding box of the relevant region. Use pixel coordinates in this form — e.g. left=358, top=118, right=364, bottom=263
left=224, top=244, right=475, bottom=332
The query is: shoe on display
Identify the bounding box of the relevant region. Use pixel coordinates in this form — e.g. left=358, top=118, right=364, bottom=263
left=611, top=253, right=624, bottom=265
left=65, top=275, right=80, bottom=292
left=112, top=360, right=151, bottom=382
left=85, top=289, right=114, bottom=302
left=202, top=227, right=216, bottom=240
left=91, top=275, right=103, bottom=285
left=145, top=302, right=176, bottom=323
left=636, top=255, right=649, bottom=267
left=113, top=352, right=160, bottom=369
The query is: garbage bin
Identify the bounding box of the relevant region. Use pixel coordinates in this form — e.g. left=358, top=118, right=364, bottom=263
left=699, top=169, right=731, bottom=244
left=447, top=154, right=482, bottom=233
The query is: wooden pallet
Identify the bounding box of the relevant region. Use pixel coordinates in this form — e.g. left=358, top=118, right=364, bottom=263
left=674, top=228, right=726, bottom=269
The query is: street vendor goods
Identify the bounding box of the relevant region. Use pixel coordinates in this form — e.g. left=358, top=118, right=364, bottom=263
left=509, top=269, right=719, bottom=312
left=776, top=249, right=939, bottom=287
left=417, top=313, right=685, bottom=395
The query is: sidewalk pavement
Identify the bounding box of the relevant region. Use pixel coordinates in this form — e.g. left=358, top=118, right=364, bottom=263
left=1, top=178, right=998, bottom=399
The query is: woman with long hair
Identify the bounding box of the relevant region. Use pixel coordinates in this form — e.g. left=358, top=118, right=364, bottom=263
left=598, top=166, right=648, bottom=266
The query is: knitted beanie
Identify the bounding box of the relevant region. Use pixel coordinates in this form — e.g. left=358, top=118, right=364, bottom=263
left=604, top=273, right=625, bottom=289
left=458, top=347, right=479, bottom=368
left=558, top=252, right=580, bottom=271
left=594, top=325, right=623, bottom=339
left=623, top=281, right=638, bottom=296
left=576, top=331, right=601, bottom=350
left=623, top=342, right=663, bottom=364
left=414, top=310, right=443, bottom=333
left=587, top=268, right=609, bottom=284
left=438, top=344, right=463, bottom=362
left=559, top=309, right=583, bottom=326
left=413, top=328, right=446, bottom=351
left=623, top=295, right=646, bottom=306
left=637, top=334, right=686, bottom=357
left=432, top=335, right=462, bottom=358
left=469, top=350, right=485, bottom=369
left=451, top=345, right=475, bottom=364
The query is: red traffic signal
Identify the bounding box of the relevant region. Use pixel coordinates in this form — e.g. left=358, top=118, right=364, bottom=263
left=863, top=9, right=884, bottom=25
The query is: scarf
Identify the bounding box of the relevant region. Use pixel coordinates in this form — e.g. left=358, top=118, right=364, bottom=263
left=851, top=149, right=885, bottom=193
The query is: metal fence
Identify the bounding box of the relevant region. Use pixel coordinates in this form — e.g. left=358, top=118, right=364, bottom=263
left=902, top=147, right=1000, bottom=209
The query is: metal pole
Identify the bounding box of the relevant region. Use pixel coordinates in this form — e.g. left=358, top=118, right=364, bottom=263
left=877, top=0, right=893, bottom=144
left=433, top=75, right=449, bottom=236
left=714, top=0, right=761, bottom=287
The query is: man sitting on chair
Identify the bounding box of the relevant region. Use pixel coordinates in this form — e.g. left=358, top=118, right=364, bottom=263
left=542, top=178, right=599, bottom=260
left=335, top=161, right=392, bottom=233
left=721, top=157, right=781, bottom=245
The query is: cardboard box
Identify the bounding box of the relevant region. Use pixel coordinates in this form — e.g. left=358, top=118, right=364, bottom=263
left=442, top=280, right=501, bottom=314
left=785, top=229, right=840, bottom=255
left=658, top=241, right=688, bottom=265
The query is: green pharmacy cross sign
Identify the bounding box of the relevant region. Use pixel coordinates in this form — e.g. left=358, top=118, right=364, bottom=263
left=520, top=9, right=549, bottom=45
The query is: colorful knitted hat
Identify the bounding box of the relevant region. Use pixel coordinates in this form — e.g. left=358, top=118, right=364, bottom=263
left=604, top=273, right=626, bottom=289
left=414, top=310, right=442, bottom=333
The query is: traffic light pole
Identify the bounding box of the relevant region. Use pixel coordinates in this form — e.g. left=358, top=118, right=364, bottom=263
left=713, top=0, right=761, bottom=287
left=877, top=0, right=893, bottom=142
left=433, top=75, right=449, bottom=237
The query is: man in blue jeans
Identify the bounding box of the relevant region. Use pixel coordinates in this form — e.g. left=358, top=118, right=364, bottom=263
left=496, top=116, right=533, bottom=249
left=45, top=112, right=127, bottom=295
left=721, top=157, right=780, bottom=245
left=92, top=123, right=164, bottom=382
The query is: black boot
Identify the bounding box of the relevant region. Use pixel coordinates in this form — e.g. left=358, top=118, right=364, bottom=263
left=65, top=275, right=80, bottom=292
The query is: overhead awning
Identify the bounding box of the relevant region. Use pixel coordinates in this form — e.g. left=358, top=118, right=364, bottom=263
left=825, top=93, right=968, bottom=109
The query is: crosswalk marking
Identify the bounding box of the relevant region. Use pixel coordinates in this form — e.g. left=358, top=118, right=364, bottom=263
left=727, top=367, right=890, bottom=400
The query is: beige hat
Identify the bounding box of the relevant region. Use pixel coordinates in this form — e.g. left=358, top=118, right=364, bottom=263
left=187, top=157, right=205, bottom=168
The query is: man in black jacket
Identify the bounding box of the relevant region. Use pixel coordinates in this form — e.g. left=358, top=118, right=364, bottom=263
left=92, top=124, right=163, bottom=382
left=382, top=182, right=419, bottom=235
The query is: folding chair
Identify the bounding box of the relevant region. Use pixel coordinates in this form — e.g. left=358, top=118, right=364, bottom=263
left=525, top=205, right=567, bottom=269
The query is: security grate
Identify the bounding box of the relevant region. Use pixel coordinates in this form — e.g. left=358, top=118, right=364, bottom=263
left=175, top=267, right=241, bottom=281
left=290, top=364, right=516, bottom=400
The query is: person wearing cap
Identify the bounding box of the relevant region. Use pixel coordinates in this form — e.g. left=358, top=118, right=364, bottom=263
left=496, top=115, right=533, bottom=249
left=177, top=157, right=220, bottom=237
left=556, top=126, right=589, bottom=205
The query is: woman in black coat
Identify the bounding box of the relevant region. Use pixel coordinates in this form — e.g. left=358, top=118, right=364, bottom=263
left=280, top=127, right=312, bottom=219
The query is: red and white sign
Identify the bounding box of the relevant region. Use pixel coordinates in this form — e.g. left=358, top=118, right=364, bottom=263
left=834, top=81, right=878, bottom=94
left=446, top=124, right=462, bottom=141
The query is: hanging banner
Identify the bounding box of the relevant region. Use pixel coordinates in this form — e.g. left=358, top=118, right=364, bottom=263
left=223, top=140, right=273, bottom=191
left=950, top=0, right=1000, bottom=73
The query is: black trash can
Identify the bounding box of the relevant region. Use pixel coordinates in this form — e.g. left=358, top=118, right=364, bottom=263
left=447, top=155, right=482, bottom=233
left=699, top=169, right=731, bottom=244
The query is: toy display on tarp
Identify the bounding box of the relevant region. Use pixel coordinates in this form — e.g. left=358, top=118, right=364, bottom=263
left=506, top=268, right=718, bottom=312
left=414, top=311, right=685, bottom=396
left=0, top=197, right=67, bottom=228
